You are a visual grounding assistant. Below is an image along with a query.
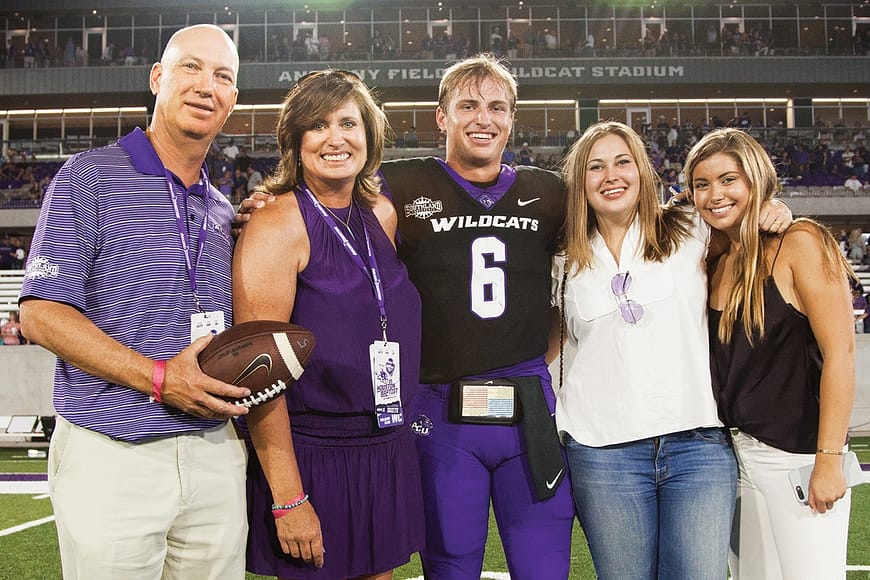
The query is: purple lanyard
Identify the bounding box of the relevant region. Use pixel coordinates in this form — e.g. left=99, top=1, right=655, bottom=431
left=166, top=169, right=210, bottom=313
left=300, top=183, right=389, bottom=341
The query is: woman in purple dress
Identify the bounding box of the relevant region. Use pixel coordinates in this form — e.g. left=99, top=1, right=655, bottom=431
left=233, top=70, right=424, bottom=579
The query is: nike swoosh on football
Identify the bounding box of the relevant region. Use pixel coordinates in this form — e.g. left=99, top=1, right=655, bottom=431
left=546, top=468, right=564, bottom=489
left=233, top=353, right=273, bottom=384
left=517, top=197, right=541, bottom=207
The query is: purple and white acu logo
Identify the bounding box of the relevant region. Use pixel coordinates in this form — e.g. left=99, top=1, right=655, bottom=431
left=410, top=414, right=435, bottom=437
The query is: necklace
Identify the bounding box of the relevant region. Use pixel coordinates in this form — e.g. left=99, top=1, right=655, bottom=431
left=322, top=200, right=354, bottom=232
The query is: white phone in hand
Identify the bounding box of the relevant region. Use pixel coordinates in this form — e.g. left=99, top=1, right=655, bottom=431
left=788, top=451, right=864, bottom=505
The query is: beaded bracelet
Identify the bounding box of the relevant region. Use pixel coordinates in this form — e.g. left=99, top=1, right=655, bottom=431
left=817, top=448, right=845, bottom=455
left=272, top=494, right=310, bottom=519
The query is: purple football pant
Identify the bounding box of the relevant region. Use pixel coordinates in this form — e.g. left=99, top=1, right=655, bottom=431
left=410, top=383, right=575, bottom=579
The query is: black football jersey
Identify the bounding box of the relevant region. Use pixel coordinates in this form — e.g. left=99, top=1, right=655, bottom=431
left=380, top=157, right=565, bottom=384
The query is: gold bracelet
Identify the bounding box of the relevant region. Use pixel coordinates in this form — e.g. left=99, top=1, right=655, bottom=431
left=816, top=448, right=845, bottom=455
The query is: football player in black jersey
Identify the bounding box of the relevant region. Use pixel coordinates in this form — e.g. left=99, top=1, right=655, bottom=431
left=378, top=55, right=575, bottom=579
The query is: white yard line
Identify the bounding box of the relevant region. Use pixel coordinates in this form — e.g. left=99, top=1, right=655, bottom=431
left=0, top=515, right=54, bottom=537
left=0, top=481, right=48, bottom=494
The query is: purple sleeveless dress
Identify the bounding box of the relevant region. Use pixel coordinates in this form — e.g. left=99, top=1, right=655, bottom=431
left=245, top=189, right=424, bottom=579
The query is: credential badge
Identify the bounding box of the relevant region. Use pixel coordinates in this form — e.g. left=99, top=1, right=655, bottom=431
left=404, top=196, right=443, bottom=220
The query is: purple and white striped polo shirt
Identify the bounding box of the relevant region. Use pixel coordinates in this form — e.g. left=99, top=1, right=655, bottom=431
left=20, top=128, right=235, bottom=442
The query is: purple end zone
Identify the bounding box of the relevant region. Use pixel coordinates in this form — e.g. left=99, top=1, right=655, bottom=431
left=0, top=473, right=48, bottom=481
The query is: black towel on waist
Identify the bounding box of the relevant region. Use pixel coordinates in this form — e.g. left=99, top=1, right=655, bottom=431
left=514, top=375, right=567, bottom=501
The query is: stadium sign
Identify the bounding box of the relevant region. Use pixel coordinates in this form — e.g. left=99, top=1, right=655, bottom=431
left=277, top=63, right=684, bottom=85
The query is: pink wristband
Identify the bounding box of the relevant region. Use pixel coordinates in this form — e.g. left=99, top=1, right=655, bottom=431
left=151, top=360, right=166, bottom=403
left=271, top=493, right=309, bottom=518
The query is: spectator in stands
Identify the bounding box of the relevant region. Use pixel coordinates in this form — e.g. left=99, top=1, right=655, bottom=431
left=791, top=143, right=810, bottom=178
left=490, top=27, right=503, bottom=51
left=11, top=242, right=25, bottom=269
left=234, top=146, right=252, bottom=173
left=101, top=42, right=115, bottom=65
left=0, top=238, right=12, bottom=269
left=122, top=44, right=136, bottom=65
left=519, top=141, right=534, bottom=165
left=667, top=122, right=679, bottom=148
left=543, top=29, right=558, bottom=53
left=685, top=127, right=855, bottom=579
left=371, top=29, right=384, bottom=58
left=223, top=137, right=239, bottom=160
left=233, top=166, right=248, bottom=199
left=245, top=164, right=263, bottom=193
left=61, top=38, right=75, bottom=67
left=507, top=33, right=520, bottom=58
left=838, top=229, right=849, bottom=255
left=0, top=311, right=25, bottom=345
left=23, top=41, right=35, bottom=68
left=18, top=24, right=250, bottom=578
left=848, top=227, right=866, bottom=263
left=405, top=126, right=418, bottom=148
left=419, top=34, right=433, bottom=59
left=383, top=32, right=396, bottom=58
left=841, top=146, right=856, bottom=175
left=75, top=45, right=87, bottom=67
left=217, top=167, right=234, bottom=201
left=844, top=174, right=864, bottom=193
left=7, top=40, right=19, bottom=67
left=853, top=149, right=867, bottom=178
left=580, top=33, right=595, bottom=56
left=305, top=32, right=320, bottom=60
left=501, top=143, right=516, bottom=166
left=318, top=35, right=331, bottom=60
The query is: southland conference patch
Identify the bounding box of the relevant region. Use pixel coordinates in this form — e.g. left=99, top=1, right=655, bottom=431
left=404, top=196, right=443, bottom=220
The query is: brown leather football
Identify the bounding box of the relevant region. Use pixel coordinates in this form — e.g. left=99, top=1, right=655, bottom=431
left=198, top=320, right=315, bottom=408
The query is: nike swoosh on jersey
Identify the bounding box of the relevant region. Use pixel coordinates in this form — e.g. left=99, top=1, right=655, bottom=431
left=517, top=197, right=541, bottom=207
left=233, top=353, right=273, bottom=384
left=546, top=468, right=565, bottom=489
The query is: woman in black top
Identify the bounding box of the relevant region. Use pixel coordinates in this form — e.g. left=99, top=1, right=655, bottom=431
left=685, top=128, right=857, bottom=580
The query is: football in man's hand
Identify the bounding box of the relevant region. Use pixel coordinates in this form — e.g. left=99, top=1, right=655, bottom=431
left=198, top=320, right=315, bottom=408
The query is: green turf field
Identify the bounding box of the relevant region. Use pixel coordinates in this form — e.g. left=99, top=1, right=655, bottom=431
left=2, top=441, right=870, bottom=579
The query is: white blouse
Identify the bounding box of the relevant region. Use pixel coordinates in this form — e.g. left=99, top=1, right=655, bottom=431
left=553, top=210, right=722, bottom=447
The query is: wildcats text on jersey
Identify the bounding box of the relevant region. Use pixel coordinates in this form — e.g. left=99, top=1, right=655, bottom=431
left=430, top=214, right=539, bottom=232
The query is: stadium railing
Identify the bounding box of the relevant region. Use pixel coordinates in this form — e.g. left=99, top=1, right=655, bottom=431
left=0, top=270, right=24, bottom=318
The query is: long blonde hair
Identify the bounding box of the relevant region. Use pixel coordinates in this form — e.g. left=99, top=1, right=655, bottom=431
left=683, top=128, right=855, bottom=344
left=561, top=121, right=692, bottom=273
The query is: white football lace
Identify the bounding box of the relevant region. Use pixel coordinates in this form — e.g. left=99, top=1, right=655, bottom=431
left=234, top=379, right=288, bottom=408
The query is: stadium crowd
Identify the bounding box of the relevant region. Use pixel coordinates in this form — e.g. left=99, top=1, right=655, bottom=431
left=2, top=118, right=868, bottom=208
left=3, top=20, right=870, bottom=68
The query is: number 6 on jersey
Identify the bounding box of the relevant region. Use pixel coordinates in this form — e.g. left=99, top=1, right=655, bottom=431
left=471, top=236, right=507, bottom=319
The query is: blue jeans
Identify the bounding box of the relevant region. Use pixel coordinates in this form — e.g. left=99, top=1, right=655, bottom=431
left=566, top=428, right=737, bottom=580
